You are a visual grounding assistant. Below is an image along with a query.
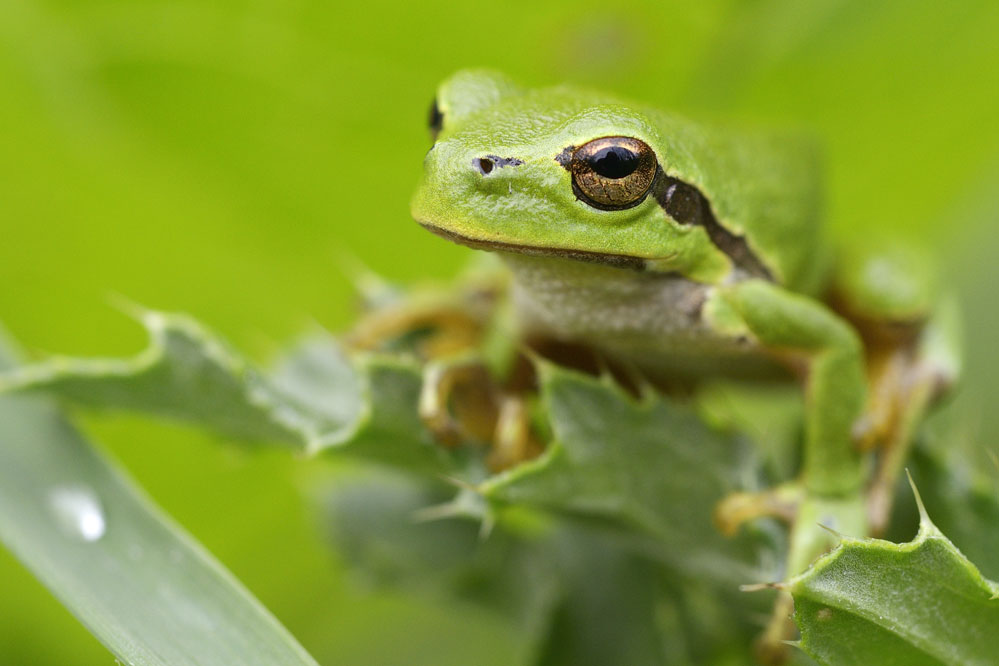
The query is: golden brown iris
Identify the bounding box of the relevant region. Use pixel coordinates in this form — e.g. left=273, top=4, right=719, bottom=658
left=570, top=136, right=657, bottom=209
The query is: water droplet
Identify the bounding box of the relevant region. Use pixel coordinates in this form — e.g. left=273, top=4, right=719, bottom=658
left=49, top=486, right=106, bottom=542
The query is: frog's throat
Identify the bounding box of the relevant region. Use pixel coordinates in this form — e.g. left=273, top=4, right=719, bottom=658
left=418, top=222, right=648, bottom=271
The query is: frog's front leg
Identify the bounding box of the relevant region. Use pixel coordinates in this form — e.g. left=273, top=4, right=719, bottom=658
left=721, top=280, right=869, bottom=498
left=716, top=279, right=870, bottom=562
left=716, top=279, right=870, bottom=661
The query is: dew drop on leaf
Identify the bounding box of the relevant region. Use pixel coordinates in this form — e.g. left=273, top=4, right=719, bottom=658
left=49, top=486, right=106, bottom=542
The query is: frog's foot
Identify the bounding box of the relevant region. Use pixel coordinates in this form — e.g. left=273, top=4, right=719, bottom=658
left=725, top=488, right=867, bottom=665
left=716, top=484, right=824, bottom=665
left=418, top=357, right=544, bottom=470
left=713, top=484, right=802, bottom=537
left=487, top=395, right=544, bottom=471
left=715, top=484, right=803, bottom=666
left=418, top=356, right=500, bottom=448
left=346, top=300, right=488, bottom=360
left=724, top=491, right=798, bottom=666
left=343, top=272, right=504, bottom=361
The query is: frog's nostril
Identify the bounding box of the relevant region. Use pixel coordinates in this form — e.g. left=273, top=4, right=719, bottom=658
left=476, top=157, right=494, bottom=175
left=472, top=155, right=524, bottom=176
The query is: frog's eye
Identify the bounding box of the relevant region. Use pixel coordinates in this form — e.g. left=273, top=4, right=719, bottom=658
left=428, top=98, right=444, bottom=141
left=569, top=136, right=657, bottom=210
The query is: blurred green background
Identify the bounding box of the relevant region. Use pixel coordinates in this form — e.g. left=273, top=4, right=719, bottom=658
left=1, top=0, right=997, bottom=663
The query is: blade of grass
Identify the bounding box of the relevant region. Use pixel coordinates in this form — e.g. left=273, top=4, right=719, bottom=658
left=0, top=329, right=319, bottom=666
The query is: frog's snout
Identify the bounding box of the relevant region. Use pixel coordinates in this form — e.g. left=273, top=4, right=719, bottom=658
left=472, top=155, right=524, bottom=176
left=417, top=141, right=526, bottom=204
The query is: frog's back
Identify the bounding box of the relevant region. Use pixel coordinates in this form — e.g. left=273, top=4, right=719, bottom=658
left=645, top=108, right=827, bottom=294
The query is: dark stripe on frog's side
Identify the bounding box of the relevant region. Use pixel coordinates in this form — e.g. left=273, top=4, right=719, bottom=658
left=555, top=146, right=773, bottom=280
left=650, top=171, right=773, bottom=280
left=419, top=223, right=647, bottom=270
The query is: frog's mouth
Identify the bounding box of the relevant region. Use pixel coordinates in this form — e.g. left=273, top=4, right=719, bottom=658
left=418, top=221, right=648, bottom=271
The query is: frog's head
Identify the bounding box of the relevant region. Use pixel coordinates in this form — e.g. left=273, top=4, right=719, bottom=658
left=411, top=70, right=747, bottom=283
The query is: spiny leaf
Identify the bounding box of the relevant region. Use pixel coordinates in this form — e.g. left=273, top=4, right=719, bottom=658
left=791, top=485, right=999, bottom=666
left=322, top=469, right=560, bottom=632
left=0, top=309, right=447, bottom=471
left=321, top=468, right=758, bottom=666
left=482, top=361, right=779, bottom=587
left=0, top=309, right=343, bottom=447
left=902, top=447, right=999, bottom=582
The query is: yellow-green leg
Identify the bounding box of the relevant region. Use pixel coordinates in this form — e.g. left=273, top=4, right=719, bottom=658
left=719, top=280, right=870, bottom=662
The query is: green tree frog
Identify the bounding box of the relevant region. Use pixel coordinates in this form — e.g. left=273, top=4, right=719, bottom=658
left=356, top=69, right=959, bottom=656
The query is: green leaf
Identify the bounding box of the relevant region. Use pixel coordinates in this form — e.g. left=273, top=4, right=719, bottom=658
left=0, top=309, right=447, bottom=471
left=791, top=484, right=999, bottom=666
left=321, top=468, right=758, bottom=666
left=0, top=309, right=339, bottom=446
left=906, top=446, right=999, bottom=582
left=321, top=469, right=560, bottom=637
left=0, top=330, right=319, bottom=666
left=482, top=362, right=779, bottom=587
left=0, top=310, right=788, bottom=663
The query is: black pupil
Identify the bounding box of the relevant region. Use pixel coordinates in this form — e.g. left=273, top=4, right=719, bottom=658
left=589, top=146, right=639, bottom=179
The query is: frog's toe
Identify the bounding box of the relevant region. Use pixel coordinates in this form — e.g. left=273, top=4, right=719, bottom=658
left=418, top=357, right=499, bottom=448
left=487, top=395, right=544, bottom=472
left=713, top=484, right=801, bottom=537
